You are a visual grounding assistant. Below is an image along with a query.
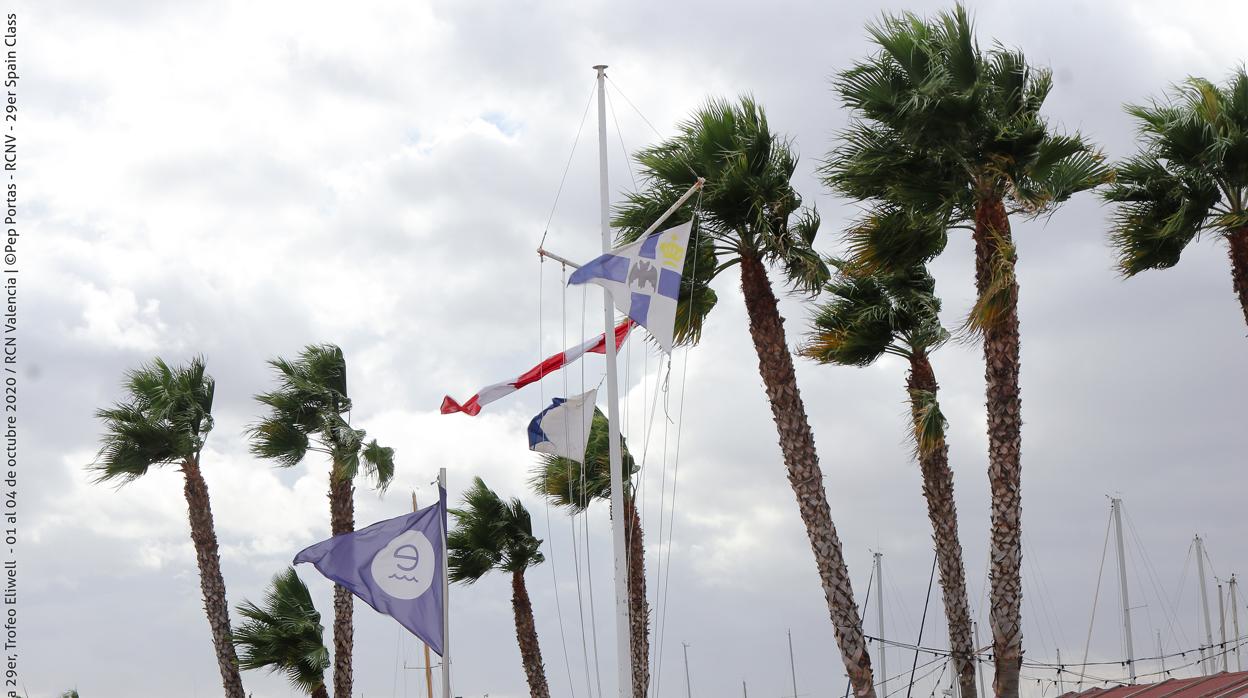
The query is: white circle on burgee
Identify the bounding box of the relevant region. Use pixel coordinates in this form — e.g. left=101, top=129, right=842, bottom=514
left=370, top=530, right=436, bottom=600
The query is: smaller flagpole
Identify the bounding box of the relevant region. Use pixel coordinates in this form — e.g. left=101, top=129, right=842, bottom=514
left=414, top=491, right=435, bottom=698
left=439, top=467, right=451, bottom=698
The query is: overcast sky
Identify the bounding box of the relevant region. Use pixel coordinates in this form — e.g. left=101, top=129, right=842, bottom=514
left=20, top=1, right=1248, bottom=697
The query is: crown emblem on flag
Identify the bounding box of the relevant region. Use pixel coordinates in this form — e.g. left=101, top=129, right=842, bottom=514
left=659, top=235, right=685, bottom=268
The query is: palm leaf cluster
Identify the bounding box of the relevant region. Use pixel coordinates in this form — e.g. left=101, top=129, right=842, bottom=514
left=804, top=262, right=949, bottom=367
left=614, top=95, right=827, bottom=346
left=804, top=262, right=951, bottom=459
left=449, top=477, right=545, bottom=582
left=233, top=567, right=330, bottom=695
left=91, top=357, right=214, bottom=483
left=830, top=5, right=1108, bottom=217
left=250, top=344, right=394, bottom=487
left=826, top=4, right=1109, bottom=335
left=1104, top=69, right=1248, bottom=272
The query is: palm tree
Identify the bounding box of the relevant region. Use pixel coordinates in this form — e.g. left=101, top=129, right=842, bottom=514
left=234, top=567, right=330, bottom=698
left=825, top=8, right=1109, bottom=695
left=614, top=96, right=877, bottom=698
left=448, top=477, right=549, bottom=698
left=1104, top=68, right=1248, bottom=329
left=90, top=357, right=246, bottom=698
left=248, top=344, right=395, bottom=698
left=802, top=257, right=976, bottom=698
left=529, top=410, right=648, bottom=698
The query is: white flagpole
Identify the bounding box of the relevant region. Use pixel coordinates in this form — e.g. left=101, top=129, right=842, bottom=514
left=440, top=467, right=452, bottom=698
left=594, top=63, right=634, bottom=698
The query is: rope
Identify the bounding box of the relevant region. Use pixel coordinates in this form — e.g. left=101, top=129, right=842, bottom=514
left=575, top=283, right=605, bottom=698
left=652, top=191, right=704, bottom=698
left=1077, top=506, right=1113, bottom=690
left=906, top=554, right=939, bottom=698
left=541, top=81, right=597, bottom=247
left=538, top=257, right=580, bottom=698
left=561, top=268, right=597, bottom=698
left=604, top=75, right=663, bottom=139
left=605, top=87, right=639, bottom=192
left=1123, top=506, right=1190, bottom=652
left=861, top=631, right=1248, bottom=670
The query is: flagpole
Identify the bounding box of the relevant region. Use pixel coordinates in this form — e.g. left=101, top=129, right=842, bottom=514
left=594, top=63, right=634, bottom=698
left=439, top=467, right=452, bottom=698
left=414, top=492, right=435, bottom=698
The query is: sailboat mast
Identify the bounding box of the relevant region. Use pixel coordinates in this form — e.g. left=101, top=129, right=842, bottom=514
left=1231, top=575, right=1242, bottom=672
left=1111, top=498, right=1135, bottom=682
left=1196, top=535, right=1215, bottom=676
left=1219, top=582, right=1228, bottom=673
left=594, top=63, right=634, bottom=698
left=875, top=552, right=887, bottom=698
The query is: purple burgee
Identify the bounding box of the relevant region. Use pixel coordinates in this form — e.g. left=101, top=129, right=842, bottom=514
left=294, top=488, right=447, bottom=654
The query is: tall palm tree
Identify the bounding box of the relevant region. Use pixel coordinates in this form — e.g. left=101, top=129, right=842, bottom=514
left=802, top=257, right=976, bottom=698
left=90, top=357, right=246, bottom=698
left=234, top=567, right=330, bottom=698
left=1104, top=68, right=1248, bottom=329
left=248, top=344, right=395, bottom=698
left=528, top=410, right=648, bottom=698
left=614, top=96, right=877, bottom=698
left=825, top=8, right=1109, bottom=695
left=449, top=477, right=549, bottom=698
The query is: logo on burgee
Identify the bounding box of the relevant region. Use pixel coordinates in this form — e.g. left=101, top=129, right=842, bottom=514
left=370, top=529, right=436, bottom=600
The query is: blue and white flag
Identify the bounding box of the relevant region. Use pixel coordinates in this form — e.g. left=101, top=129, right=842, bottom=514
left=294, top=490, right=447, bottom=654
left=528, top=388, right=597, bottom=462
left=568, top=221, right=692, bottom=352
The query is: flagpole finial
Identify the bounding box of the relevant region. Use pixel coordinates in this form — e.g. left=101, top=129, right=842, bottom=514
left=593, top=64, right=608, bottom=72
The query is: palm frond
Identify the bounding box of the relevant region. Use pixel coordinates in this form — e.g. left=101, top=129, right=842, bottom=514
left=616, top=94, right=825, bottom=334
left=963, top=229, right=1018, bottom=336
left=908, top=387, right=948, bottom=459
left=361, top=439, right=396, bottom=492
left=233, top=567, right=329, bottom=694
left=803, top=258, right=947, bottom=367
left=448, top=477, right=544, bottom=582
left=1106, top=67, right=1248, bottom=272
left=90, top=357, right=214, bottom=485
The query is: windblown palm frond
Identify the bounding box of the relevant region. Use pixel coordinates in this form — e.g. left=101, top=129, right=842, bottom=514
left=91, top=356, right=214, bottom=484
left=234, top=567, right=329, bottom=695
left=613, top=95, right=829, bottom=345
left=1104, top=68, right=1248, bottom=275
left=448, top=477, right=544, bottom=583
left=803, top=257, right=948, bottom=368
left=827, top=3, right=1109, bottom=240
left=249, top=344, right=394, bottom=491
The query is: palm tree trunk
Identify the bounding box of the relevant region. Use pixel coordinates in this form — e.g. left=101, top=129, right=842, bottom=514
left=624, top=497, right=650, bottom=698
left=738, top=253, right=876, bottom=698
left=973, top=196, right=1024, bottom=698
left=512, top=569, right=551, bottom=698
left=312, top=683, right=331, bottom=698
left=1227, top=225, right=1248, bottom=330
left=329, top=471, right=356, bottom=698
left=180, top=457, right=246, bottom=698
left=907, top=352, right=976, bottom=698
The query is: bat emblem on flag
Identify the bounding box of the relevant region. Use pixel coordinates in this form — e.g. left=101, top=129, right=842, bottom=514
left=628, top=260, right=658, bottom=290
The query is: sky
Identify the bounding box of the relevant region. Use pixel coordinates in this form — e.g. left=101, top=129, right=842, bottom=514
left=18, top=0, right=1248, bottom=697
